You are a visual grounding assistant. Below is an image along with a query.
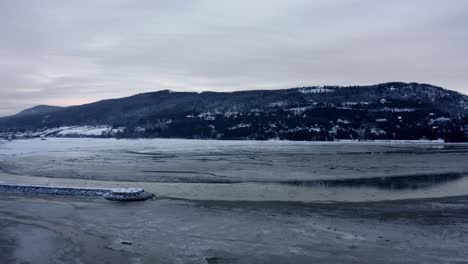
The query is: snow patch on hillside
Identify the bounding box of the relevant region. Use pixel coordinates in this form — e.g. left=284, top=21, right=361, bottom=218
left=229, top=123, right=252, bottom=130
left=5, top=126, right=126, bottom=138
left=299, top=87, right=333, bottom=94
left=57, top=126, right=113, bottom=136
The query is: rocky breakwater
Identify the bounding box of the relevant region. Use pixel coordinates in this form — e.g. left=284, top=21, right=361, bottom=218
left=0, top=184, right=154, bottom=201
left=103, top=188, right=154, bottom=201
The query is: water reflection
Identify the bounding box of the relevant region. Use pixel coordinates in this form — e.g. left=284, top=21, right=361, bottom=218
left=280, top=172, right=466, bottom=190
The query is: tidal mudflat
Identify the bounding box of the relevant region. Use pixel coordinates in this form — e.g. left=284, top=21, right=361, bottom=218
left=1, top=138, right=468, bottom=263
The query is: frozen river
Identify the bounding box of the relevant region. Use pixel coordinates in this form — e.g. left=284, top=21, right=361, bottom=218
left=2, top=138, right=468, bottom=263
left=1, top=138, right=468, bottom=202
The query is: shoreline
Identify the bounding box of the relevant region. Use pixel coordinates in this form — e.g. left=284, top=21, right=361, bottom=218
left=3, top=137, right=464, bottom=145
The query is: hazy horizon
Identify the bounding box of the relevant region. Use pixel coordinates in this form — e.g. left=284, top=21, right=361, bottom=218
left=1, top=0, right=467, bottom=116
left=3, top=81, right=466, bottom=117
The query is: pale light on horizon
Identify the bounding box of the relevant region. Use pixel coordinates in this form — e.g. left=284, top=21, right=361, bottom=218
left=1, top=0, right=467, bottom=116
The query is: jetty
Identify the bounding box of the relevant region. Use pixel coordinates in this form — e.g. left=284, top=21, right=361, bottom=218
left=0, top=183, right=154, bottom=201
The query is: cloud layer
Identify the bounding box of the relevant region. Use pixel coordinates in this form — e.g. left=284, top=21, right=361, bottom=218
left=1, top=0, right=467, bottom=116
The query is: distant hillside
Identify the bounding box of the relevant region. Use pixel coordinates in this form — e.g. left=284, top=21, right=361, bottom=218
left=1, top=82, right=467, bottom=142
left=16, top=105, right=63, bottom=116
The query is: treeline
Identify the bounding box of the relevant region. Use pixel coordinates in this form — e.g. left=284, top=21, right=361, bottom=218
left=113, top=107, right=468, bottom=142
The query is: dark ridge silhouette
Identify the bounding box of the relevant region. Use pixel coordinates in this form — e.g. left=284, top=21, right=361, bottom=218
left=1, top=82, right=467, bottom=141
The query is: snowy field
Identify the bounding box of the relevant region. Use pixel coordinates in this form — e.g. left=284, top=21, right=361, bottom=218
left=1, top=138, right=468, bottom=202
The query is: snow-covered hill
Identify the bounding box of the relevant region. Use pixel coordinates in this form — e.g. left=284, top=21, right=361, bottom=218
left=1, top=82, right=467, bottom=141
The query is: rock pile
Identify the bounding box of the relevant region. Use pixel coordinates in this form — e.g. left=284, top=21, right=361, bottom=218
left=104, top=188, right=154, bottom=201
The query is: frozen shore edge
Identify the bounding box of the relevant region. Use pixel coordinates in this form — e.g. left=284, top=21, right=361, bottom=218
left=0, top=183, right=154, bottom=201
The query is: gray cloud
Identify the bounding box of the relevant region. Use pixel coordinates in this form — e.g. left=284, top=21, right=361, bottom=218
left=1, top=0, right=467, bottom=116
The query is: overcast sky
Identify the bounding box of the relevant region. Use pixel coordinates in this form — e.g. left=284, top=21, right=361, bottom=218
left=1, top=0, right=467, bottom=116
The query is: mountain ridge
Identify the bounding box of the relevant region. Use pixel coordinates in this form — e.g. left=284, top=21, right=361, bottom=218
left=1, top=82, right=467, bottom=142
left=16, top=105, right=64, bottom=116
